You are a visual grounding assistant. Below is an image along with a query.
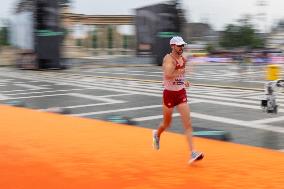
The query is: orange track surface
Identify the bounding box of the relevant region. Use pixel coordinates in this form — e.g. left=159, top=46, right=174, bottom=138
left=0, top=105, right=283, bottom=189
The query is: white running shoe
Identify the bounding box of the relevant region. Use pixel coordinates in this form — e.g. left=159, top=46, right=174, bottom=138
left=188, top=151, right=204, bottom=164
left=152, top=130, right=160, bottom=150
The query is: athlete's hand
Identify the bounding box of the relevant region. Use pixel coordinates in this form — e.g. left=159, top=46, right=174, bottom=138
left=185, top=81, right=191, bottom=88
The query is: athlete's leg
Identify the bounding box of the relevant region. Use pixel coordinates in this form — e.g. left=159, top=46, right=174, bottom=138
left=153, top=104, right=174, bottom=150
left=176, top=102, right=193, bottom=152
left=157, top=104, right=174, bottom=137
left=177, top=102, right=203, bottom=163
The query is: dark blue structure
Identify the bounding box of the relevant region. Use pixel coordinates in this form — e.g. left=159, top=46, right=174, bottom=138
left=135, top=0, right=185, bottom=65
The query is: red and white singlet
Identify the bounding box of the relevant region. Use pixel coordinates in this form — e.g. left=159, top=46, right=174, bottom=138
left=163, top=54, right=187, bottom=91
left=162, top=54, right=188, bottom=108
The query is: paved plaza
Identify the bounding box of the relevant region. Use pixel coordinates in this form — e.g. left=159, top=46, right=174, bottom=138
left=1, top=63, right=284, bottom=150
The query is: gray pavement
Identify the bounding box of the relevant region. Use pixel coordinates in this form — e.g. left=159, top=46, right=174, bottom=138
left=0, top=58, right=284, bottom=151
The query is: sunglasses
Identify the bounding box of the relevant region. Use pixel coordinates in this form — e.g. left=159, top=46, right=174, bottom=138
left=176, top=44, right=185, bottom=48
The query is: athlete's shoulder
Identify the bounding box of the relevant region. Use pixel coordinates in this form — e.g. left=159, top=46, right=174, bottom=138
left=182, top=56, right=187, bottom=62
left=163, top=54, right=174, bottom=66
left=163, top=54, right=172, bottom=61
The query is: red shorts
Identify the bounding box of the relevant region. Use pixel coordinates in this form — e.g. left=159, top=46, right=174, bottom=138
left=163, top=88, right=187, bottom=108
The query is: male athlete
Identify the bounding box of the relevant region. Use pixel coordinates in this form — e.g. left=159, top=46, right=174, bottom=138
left=152, top=36, right=204, bottom=164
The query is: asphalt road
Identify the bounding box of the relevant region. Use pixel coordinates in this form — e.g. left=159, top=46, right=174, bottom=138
left=0, top=62, right=284, bottom=151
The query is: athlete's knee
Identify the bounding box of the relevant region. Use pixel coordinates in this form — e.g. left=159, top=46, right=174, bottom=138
left=183, top=123, right=192, bottom=130
left=160, top=123, right=171, bottom=130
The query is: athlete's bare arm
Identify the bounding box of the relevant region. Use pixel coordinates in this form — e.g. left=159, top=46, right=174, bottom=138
left=163, top=54, right=185, bottom=80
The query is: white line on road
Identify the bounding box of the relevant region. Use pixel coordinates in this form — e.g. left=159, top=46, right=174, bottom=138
left=71, top=100, right=202, bottom=117
left=61, top=102, right=123, bottom=109
left=4, top=88, right=92, bottom=96
left=71, top=104, right=162, bottom=116
left=69, top=93, right=124, bottom=103
left=0, top=94, right=9, bottom=100
left=132, top=112, right=284, bottom=133
left=14, top=83, right=48, bottom=90
left=250, top=116, right=284, bottom=124
left=195, top=98, right=284, bottom=113
left=99, top=93, right=134, bottom=98
left=0, top=93, right=69, bottom=100
left=133, top=113, right=178, bottom=121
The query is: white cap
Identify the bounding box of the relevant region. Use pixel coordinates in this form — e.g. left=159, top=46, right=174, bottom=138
left=170, top=36, right=187, bottom=46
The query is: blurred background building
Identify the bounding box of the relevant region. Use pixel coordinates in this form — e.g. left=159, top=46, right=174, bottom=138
left=266, top=20, right=284, bottom=51
left=0, top=0, right=283, bottom=67
left=184, top=23, right=219, bottom=45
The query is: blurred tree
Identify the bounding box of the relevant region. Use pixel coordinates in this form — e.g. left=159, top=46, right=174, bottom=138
left=0, top=27, right=9, bottom=46
left=220, top=15, right=265, bottom=49
left=92, top=29, right=97, bottom=49
left=205, top=43, right=215, bottom=53
left=76, top=39, right=82, bottom=46
left=123, top=35, right=128, bottom=49
left=107, top=26, right=113, bottom=49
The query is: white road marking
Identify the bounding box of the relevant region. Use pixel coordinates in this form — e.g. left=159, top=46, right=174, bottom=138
left=196, top=98, right=282, bottom=111
left=251, top=116, right=284, bottom=124
left=1, top=69, right=284, bottom=135
left=70, top=100, right=205, bottom=117
left=72, top=104, right=162, bottom=116
left=99, top=93, right=134, bottom=98
left=5, top=88, right=92, bottom=96
left=14, top=83, right=47, bottom=90
left=0, top=94, right=9, bottom=100
left=62, top=102, right=123, bottom=109
left=69, top=93, right=124, bottom=103
left=132, top=112, right=284, bottom=133
left=1, top=93, right=67, bottom=100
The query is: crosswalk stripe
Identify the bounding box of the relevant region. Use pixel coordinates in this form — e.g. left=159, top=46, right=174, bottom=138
left=1, top=68, right=284, bottom=134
